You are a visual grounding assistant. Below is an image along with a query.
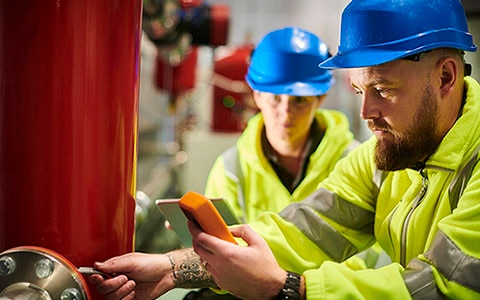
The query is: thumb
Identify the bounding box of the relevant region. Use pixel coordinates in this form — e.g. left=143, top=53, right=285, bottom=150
left=230, top=224, right=266, bottom=247
left=94, top=255, right=131, bottom=274
left=93, top=261, right=111, bottom=272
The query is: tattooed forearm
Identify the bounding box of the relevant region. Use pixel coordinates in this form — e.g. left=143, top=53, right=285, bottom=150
left=167, top=249, right=217, bottom=289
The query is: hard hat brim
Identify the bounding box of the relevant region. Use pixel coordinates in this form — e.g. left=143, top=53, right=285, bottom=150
left=318, top=49, right=410, bottom=69
left=319, top=30, right=477, bottom=70
left=246, top=77, right=335, bottom=96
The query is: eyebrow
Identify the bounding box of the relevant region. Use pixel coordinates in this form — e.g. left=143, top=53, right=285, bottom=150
left=351, top=77, right=400, bottom=91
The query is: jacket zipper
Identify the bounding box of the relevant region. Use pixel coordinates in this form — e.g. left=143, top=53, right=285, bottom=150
left=400, top=169, right=429, bottom=266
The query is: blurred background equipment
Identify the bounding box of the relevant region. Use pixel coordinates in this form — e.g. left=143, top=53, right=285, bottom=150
left=135, top=0, right=239, bottom=255
left=211, top=44, right=256, bottom=132
left=142, top=0, right=229, bottom=47
left=143, top=0, right=230, bottom=112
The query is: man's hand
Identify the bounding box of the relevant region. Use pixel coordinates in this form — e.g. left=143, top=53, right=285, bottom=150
left=88, top=252, right=174, bottom=300
left=89, top=250, right=204, bottom=300
left=189, top=221, right=286, bottom=300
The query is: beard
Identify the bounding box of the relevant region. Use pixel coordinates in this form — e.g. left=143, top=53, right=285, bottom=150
left=373, top=84, right=440, bottom=171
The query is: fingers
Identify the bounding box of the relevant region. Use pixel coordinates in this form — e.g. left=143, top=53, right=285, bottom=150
left=187, top=220, right=202, bottom=236
left=104, top=283, right=136, bottom=300
left=88, top=273, right=107, bottom=285
left=90, top=255, right=136, bottom=300
left=90, top=274, right=136, bottom=299
left=189, top=222, right=213, bottom=258
left=188, top=221, right=224, bottom=253
left=108, top=290, right=136, bottom=300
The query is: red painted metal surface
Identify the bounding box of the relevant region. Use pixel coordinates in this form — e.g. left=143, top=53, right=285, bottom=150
left=0, top=0, right=142, bottom=297
left=211, top=45, right=255, bottom=132
left=155, top=47, right=199, bottom=97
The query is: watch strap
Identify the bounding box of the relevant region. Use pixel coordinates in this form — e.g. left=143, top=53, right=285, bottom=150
left=273, top=271, right=301, bottom=300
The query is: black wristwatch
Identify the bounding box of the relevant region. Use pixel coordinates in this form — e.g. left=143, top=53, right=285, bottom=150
left=273, top=271, right=301, bottom=300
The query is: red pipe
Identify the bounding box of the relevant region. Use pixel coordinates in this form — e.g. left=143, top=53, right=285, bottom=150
left=0, top=0, right=142, bottom=298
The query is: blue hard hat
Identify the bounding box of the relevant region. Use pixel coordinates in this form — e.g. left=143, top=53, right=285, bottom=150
left=319, top=0, right=477, bottom=69
left=246, top=27, right=334, bottom=96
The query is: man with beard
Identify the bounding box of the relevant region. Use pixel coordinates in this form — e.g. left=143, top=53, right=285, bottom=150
left=362, top=67, right=441, bottom=171
left=89, top=0, right=480, bottom=299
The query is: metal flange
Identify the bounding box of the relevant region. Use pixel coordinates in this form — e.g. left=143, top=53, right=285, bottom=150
left=0, top=246, right=90, bottom=300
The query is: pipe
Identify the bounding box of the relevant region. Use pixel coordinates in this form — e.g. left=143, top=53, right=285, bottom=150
left=0, top=1, right=142, bottom=298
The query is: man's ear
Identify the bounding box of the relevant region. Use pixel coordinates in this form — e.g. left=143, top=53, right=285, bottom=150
left=439, top=57, right=458, bottom=98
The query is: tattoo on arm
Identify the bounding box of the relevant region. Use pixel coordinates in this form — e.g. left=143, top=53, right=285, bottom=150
left=167, top=249, right=217, bottom=289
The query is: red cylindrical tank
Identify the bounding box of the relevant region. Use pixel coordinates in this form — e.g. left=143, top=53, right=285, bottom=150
left=0, top=0, right=141, bottom=298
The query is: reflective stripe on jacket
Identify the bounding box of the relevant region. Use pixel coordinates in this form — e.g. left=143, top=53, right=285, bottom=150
left=250, top=77, right=480, bottom=299
left=204, top=109, right=354, bottom=223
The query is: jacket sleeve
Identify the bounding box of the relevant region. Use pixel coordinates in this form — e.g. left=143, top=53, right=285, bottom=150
left=250, top=137, right=480, bottom=299
left=301, top=163, right=480, bottom=299
left=249, top=139, right=413, bottom=298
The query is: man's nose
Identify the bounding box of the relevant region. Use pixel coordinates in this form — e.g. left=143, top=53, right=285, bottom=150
left=282, top=97, right=297, bottom=112
left=360, top=93, right=381, bottom=120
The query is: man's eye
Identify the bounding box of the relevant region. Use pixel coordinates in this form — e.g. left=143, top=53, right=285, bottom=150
left=294, top=97, right=308, bottom=104
left=375, top=88, right=391, bottom=97
left=353, top=89, right=362, bottom=95
left=266, top=95, right=279, bottom=102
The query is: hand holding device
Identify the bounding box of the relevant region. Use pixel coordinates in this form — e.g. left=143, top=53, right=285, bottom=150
left=179, top=191, right=237, bottom=244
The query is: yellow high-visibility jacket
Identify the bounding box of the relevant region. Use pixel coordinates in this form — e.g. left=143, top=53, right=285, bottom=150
left=205, top=109, right=355, bottom=223
left=250, top=77, right=480, bottom=299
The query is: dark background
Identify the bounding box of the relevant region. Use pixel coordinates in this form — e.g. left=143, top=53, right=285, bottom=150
left=462, top=0, right=480, bottom=15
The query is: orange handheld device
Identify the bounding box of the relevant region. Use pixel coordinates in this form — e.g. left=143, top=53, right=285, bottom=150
left=179, top=191, right=237, bottom=244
